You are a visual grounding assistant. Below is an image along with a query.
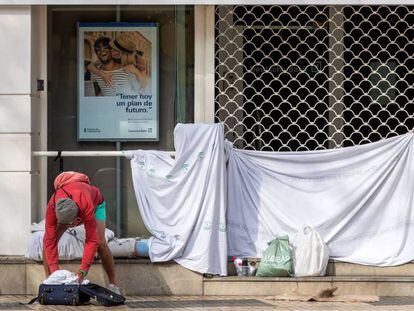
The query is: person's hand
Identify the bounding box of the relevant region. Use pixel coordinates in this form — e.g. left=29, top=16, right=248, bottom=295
left=76, top=271, right=85, bottom=284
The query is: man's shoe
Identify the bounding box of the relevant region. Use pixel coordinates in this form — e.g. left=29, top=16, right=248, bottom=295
left=108, top=283, right=122, bottom=295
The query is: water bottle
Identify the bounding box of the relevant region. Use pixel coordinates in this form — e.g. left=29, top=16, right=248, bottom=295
left=232, top=257, right=243, bottom=276
left=241, top=257, right=249, bottom=276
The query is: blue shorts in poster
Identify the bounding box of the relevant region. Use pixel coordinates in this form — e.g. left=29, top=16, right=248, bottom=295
left=78, top=22, right=158, bottom=141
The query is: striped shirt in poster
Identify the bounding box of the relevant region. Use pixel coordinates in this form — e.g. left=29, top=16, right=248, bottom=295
left=91, top=69, right=142, bottom=96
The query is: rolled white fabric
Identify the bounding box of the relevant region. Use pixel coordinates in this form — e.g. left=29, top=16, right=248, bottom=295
left=108, top=238, right=137, bottom=258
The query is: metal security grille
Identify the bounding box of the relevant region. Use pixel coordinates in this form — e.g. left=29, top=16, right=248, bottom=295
left=215, top=5, right=414, bottom=151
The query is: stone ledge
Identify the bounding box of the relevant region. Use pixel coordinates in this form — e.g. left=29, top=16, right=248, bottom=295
left=0, top=255, right=26, bottom=264
left=27, top=258, right=154, bottom=265
left=203, top=276, right=414, bottom=296
left=24, top=261, right=203, bottom=296
left=0, top=257, right=203, bottom=295
left=333, top=276, right=414, bottom=282
left=227, top=260, right=414, bottom=277
left=3, top=256, right=414, bottom=296
left=205, top=276, right=414, bottom=283
left=0, top=256, right=154, bottom=265
left=206, top=276, right=332, bottom=282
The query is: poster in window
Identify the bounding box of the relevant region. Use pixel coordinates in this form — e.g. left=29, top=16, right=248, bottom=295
left=78, top=22, right=158, bottom=141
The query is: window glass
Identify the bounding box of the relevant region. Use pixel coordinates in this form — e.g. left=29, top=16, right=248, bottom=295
left=47, top=5, right=194, bottom=237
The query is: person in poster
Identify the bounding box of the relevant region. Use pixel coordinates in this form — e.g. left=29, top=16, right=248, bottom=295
left=84, top=31, right=151, bottom=96
left=111, top=33, right=151, bottom=93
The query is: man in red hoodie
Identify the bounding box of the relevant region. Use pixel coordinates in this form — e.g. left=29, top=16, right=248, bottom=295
left=43, top=171, right=119, bottom=292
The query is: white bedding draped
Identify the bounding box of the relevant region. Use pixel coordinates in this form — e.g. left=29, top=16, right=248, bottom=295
left=127, top=123, right=414, bottom=274
left=126, top=123, right=228, bottom=275
left=227, top=133, right=414, bottom=266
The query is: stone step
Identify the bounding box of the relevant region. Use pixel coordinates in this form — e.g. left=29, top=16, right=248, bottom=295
left=0, top=257, right=203, bottom=296
left=227, top=260, right=414, bottom=277
left=204, top=276, right=414, bottom=297
left=1, top=256, right=414, bottom=296
left=326, top=261, right=414, bottom=277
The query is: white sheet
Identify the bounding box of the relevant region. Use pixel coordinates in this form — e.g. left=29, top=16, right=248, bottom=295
left=227, top=132, right=414, bottom=266
left=25, top=220, right=115, bottom=261
left=43, top=269, right=89, bottom=285
left=125, top=123, right=228, bottom=275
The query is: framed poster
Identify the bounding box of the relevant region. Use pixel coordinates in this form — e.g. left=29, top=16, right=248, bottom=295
left=78, top=22, right=158, bottom=141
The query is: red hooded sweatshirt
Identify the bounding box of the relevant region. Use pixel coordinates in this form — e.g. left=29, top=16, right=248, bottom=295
left=43, top=172, right=103, bottom=274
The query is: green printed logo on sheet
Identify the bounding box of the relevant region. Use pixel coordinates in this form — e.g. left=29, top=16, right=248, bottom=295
left=198, top=152, right=205, bottom=160
left=181, top=163, right=190, bottom=172
left=165, top=174, right=173, bottom=181
left=137, top=161, right=146, bottom=169
left=219, top=223, right=226, bottom=232
left=203, top=221, right=213, bottom=230
left=147, top=168, right=156, bottom=176
left=151, top=228, right=167, bottom=239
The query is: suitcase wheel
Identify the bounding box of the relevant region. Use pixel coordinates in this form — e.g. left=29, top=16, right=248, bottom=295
left=72, top=295, right=79, bottom=306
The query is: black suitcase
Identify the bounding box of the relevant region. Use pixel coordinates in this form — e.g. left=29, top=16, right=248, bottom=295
left=36, top=284, right=91, bottom=306
left=81, top=283, right=126, bottom=306
left=29, top=283, right=125, bottom=306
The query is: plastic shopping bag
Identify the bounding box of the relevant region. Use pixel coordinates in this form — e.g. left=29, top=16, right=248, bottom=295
left=293, top=226, right=330, bottom=277
left=256, top=235, right=293, bottom=277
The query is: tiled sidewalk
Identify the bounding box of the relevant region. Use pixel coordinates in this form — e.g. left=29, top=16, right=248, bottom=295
left=2, top=295, right=414, bottom=310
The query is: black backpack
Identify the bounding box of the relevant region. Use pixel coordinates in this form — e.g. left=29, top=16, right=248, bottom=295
left=28, top=283, right=125, bottom=306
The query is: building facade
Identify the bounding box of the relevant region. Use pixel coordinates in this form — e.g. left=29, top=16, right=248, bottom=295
left=0, top=1, right=412, bottom=255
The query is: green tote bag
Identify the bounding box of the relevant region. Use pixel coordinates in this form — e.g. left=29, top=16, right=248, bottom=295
left=256, top=235, right=293, bottom=277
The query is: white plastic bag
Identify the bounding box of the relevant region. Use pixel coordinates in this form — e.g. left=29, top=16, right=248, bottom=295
left=293, top=226, right=330, bottom=277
